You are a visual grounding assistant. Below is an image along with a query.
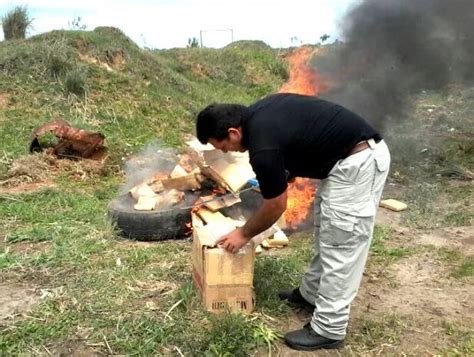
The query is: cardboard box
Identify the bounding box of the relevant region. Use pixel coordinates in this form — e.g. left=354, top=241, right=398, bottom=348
left=186, top=138, right=256, bottom=193
left=192, top=219, right=255, bottom=314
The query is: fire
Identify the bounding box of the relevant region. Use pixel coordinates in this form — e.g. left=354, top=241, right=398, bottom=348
left=284, top=178, right=317, bottom=229
left=279, top=46, right=329, bottom=228
left=278, top=46, right=330, bottom=96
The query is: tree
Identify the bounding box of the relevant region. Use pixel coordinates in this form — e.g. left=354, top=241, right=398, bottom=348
left=320, top=34, right=330, bottom=43
left=1, top=5, right=33, bottom=40
left=290, top=36, right=301, bottom=46
left=187, top=37, right=199, bottom=48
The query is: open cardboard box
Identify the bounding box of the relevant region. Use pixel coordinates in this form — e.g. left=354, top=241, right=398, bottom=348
left=191, top=214, right=255, bottom=314
left=185, top=138, right=256, bottom=193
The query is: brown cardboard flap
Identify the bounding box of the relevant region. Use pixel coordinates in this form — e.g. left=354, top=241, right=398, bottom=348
left=161, top=173, right=201, bottom=191
left=202, top=150, right=255, bottom=193
left=186, top=137, right=255, bottom=193
left=193, top=220, right=236, bottom=247
left=196, top=207, right=229, bottom=225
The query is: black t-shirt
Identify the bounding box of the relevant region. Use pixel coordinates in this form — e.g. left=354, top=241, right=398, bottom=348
left=242, top=93, right=381, bottom=199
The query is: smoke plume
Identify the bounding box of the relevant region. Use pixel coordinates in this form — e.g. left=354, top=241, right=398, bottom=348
left=316, top=0, right=474, bottom=129
left=119, top=142, right=177, bottom=195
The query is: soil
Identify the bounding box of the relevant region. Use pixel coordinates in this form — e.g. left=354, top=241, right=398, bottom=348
left=0, top=180, right=55, bottom=195
left=273, top=207, right=474, bottom=356
left=0, top=93, right=9, bottom=109
left=0, top=283, right=41, bottom=320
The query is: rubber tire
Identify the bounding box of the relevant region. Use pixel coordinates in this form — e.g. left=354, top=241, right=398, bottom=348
left=107, top=194, right=191, bottom=241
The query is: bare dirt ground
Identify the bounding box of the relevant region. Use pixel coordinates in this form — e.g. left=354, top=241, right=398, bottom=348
left=0, top=283, right=40, bottom=321
left=273, top=208, right=473, bottom=356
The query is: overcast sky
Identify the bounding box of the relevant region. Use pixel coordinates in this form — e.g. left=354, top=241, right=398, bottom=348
left=0, top=0, right=359, bottom=48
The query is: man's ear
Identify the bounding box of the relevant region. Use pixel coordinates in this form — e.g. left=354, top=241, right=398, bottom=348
left=228, top=127, right=242, bottom=139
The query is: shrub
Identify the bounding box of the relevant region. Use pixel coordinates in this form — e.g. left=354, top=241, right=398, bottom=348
left=45, top=38, right=72, bottom=78
left=1, top=6, right=32, bottom=40
left=47, top=53, right=71, bottom=78
left=64, top=68, right=87, bottom=97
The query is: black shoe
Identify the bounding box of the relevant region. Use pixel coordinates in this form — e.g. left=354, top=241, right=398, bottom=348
left=284, top=323, right=344, bottom=351
left=278, top=287, right=315, bottom=312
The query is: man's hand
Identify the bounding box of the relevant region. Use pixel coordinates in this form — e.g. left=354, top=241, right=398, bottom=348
left=216, top=227, right=250, bottom=254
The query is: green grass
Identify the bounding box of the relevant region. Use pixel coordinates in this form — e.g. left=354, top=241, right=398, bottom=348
left=440, top=320, right=474, bottom=356
left=451, top=257, right=474, bottom=279
left=370, top=225, right=413, bottom=262
left=348, top=314, right=408, bottom=353
left=436, top=248, right=474, bottom=279
left=1, top=28, right=473, bottom=355
left=384, top=87, right=473, bottom=229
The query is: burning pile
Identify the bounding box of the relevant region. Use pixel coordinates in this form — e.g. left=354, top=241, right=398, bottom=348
left=127, top=137, right=290, bottom=251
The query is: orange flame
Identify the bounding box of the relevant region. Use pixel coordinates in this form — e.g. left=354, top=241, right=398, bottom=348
left=278, top=46, right=330, bottom=96
left=279, top=46, right=329, bottom=229
left=285, top=178, right=317, bottom=229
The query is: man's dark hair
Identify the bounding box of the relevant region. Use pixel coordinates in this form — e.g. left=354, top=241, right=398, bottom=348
left=196, top=103, right=249, bottom=144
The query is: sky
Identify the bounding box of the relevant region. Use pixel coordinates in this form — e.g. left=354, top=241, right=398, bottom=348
left=0, top=0, right=359, bottom=49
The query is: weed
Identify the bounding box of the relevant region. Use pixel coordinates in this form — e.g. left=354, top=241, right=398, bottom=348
left=437, top=247, right=463, bottom=263
left=254, top=254, right=308, bottom=314
left=441, top=320, right=474, bottom=356
left=64, top=68, right=87, bottom=97
left=6, top=224, right=58, bottom=243
left=252, top=323, right=282, bottom=356
left=1, top=5, right=32, bottom=40
left=436, top=248, right=474, bottom=279
left=371, top=225, right=413, bottom=261
left=101, top=314, right=173, bottom=355
left=192, top=313, right=270, bottom=356
left=174, top=281, right=196, bottom=312
left=451, top=256, right=474, bottom=279
left=350, top=314, right=407, bottom=351
left=47, top=53, right=71, bottom=78
left=0, top=247, right=19, bottom=269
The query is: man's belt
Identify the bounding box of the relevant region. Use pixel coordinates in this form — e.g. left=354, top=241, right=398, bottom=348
left=349, top=141, right=370, bottom=156
left=349, top=138, right=379, bottom=156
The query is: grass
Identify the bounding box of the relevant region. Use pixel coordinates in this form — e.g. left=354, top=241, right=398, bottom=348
left=435, top=247, right=474, bottom=279
left=1, top=5, right=32, bottom=40
left=440, top=320, right=474, bottom=356
left=0, top=28, right=473, bottom=355
left=370, top=225, right=413, bottom=262
left=452, top=258, right=474, bottom=279
left=384, top=86, right=474, bottom=229
left=254, top=232, right=313, bottom=313
left=347, top=313, right=408, bottom=354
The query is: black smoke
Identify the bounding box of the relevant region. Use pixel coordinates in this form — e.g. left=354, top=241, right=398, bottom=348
left=314, top=0, right=474, bottom=129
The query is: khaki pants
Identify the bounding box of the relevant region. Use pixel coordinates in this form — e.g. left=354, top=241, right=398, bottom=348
left=300, top=139, right=390, bottom=340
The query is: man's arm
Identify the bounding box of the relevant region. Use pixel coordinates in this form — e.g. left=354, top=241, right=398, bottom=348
left=216, top=190, right=287, bottom=253
left=241, top=189, right=287, bottom=239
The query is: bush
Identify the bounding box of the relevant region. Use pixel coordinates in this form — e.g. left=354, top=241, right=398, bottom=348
left=1, top=6, right=32, bottom=40
left=64, top=68, right=87, bottom=97
left=47, top=53, right=71, bottom=78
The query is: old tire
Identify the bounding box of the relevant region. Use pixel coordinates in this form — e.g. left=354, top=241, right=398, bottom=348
left=107, top=194, right=191, bottom=241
